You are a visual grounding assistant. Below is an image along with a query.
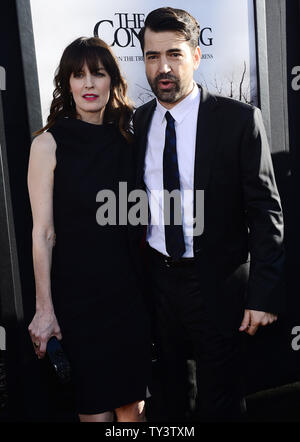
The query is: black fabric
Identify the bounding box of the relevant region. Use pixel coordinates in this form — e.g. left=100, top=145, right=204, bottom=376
left=163, top=111, right=185, bottom=259
left=133, top=86, right=285, bottom=320
left=147, top=245, right=246, bottom=421
left=133, top=85, right=285, bottom=420
left=47, top=117, right=152, bottom=414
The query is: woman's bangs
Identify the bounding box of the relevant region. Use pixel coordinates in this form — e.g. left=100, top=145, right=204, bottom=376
left=69, top=46, right=107, bottom=76
left=85, top=47, right=106, bottom=74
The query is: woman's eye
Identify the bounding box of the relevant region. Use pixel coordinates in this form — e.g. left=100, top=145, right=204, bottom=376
left=73, top=72, right=84, bottom=78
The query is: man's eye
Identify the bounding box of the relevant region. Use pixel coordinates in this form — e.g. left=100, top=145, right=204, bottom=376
left=147, top=55, right=158, bottom=60
left=171, top=53, right=181, bottom=57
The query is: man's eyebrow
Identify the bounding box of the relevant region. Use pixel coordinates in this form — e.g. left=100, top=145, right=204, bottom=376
left=145, top=51, right=160, bottom=56
left=167, top=48, right=183, bottom=53
left=145, top=48, right=183, bottom=57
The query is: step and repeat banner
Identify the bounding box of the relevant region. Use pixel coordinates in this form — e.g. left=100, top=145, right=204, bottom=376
left=30, top=0, right=257, bottom=124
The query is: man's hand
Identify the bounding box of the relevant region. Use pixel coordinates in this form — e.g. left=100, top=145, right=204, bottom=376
left=239, top=309, right=277, bottom=336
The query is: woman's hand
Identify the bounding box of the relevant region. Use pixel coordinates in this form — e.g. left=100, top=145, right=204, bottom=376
left=28, top=309, right=62, bottom=359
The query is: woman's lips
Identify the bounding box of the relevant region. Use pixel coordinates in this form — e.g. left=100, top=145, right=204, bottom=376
left=83, top=94, right=99, bottom=101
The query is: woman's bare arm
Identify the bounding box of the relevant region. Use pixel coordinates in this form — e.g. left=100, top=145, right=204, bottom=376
left=27, top=132, right=62, bottom=358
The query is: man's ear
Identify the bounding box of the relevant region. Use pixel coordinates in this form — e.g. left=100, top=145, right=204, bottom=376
left=193, top=46, right=201, bottom=70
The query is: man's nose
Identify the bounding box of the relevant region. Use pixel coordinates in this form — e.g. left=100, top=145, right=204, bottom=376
left=158, top=58, right=171, bottom=74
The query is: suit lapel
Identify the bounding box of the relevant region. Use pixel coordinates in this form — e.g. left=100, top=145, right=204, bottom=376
left=136, top=88, right=220, bottom=190
left=135, top=88, right=221, bottom=248
left=193, top=87, right=220, bottom=252
left=194, top=86, right=219, bottom=193
left=136, top=99, right=156, bottom=187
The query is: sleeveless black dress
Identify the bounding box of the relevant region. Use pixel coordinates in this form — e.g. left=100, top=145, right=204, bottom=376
left=47, top=117, right=151, bottom=415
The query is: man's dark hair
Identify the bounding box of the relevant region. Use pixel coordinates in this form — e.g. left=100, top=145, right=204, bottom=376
left=138, top=7, right=200, bottom=53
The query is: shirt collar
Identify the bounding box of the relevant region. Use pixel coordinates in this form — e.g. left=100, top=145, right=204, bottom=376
left=155, top=82, right=200, bottom=125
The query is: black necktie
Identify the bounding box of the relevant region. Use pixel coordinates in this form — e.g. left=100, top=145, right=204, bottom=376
left=163, top=111, right=186, bottom=260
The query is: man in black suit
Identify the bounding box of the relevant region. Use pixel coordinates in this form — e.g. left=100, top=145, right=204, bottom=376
left=134, top=7, right=284, bottom=421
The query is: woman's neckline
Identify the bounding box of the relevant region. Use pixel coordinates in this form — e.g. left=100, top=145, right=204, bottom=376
left=76, top=117, right=103, bottom=126
left=62, top=116, right=113, bottom=128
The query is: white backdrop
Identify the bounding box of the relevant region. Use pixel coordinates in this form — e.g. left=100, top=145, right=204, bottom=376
left=30, top=0, right=257, bottom=123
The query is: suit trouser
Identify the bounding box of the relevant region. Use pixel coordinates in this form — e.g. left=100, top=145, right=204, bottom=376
left=147, top=246, right=246, bottom=421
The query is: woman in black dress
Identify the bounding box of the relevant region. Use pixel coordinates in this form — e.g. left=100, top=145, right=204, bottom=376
left=27, top=37, right=151, bottom=422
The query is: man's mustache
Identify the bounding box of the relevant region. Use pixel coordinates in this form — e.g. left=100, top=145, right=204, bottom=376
left=154, top=73, right=179, bottom=83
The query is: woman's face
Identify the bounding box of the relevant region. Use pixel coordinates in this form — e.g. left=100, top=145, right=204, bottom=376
left=69, top=60, right=111, bottom=122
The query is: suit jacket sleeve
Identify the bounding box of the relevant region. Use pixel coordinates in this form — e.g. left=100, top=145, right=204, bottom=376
left=241, top=107, right=285, bottom=313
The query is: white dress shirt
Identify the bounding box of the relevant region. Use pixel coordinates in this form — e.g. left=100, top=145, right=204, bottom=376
left=144, top=83, right=200, bottom=257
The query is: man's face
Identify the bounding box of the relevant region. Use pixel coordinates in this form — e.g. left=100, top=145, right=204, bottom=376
left=143, top=28, right=201, bottom=108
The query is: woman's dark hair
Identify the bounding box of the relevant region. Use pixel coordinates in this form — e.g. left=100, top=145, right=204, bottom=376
left=35, top=37, right=133, bottom=142
left=138, top=7, right=200, bottom=53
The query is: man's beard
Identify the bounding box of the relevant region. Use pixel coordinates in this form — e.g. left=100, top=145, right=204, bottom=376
left=148, top=73, right=182, bottom=103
